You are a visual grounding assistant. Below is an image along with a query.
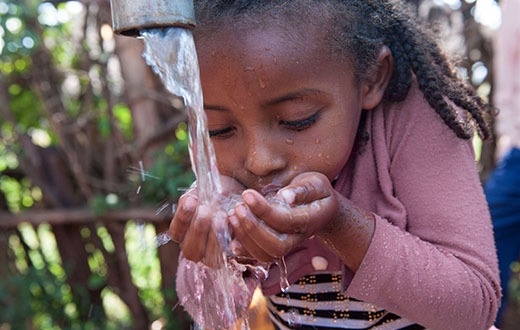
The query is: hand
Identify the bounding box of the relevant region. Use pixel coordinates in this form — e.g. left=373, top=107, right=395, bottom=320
left=167, top=176, right=245, bottom=268
left=228, top=172, right=338, bottom=263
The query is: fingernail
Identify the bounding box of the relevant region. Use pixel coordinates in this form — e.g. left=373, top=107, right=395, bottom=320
left=229, top=214, right=239, bottom=226
left=236, top=204, right=247, bottom=217
left=242, top=191, right=255, bottom=205
left=183, top=196, right=197, bottom=212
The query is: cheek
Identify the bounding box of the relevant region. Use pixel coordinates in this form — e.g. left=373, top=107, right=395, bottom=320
left=310, top=140, right=352, bottom=179
left=213, top=143, right=241, bottom=175
left=306, top=124, right=356, bottom=179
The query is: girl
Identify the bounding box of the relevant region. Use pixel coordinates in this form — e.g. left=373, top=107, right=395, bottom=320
left=168, top=1, right=501, bottom=329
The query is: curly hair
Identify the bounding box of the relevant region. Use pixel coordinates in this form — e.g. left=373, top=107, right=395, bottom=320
left=193, top=0, right=495, bottom=141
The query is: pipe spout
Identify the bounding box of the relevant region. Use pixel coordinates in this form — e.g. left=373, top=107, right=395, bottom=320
left=109, top=0, right=195, bottom=37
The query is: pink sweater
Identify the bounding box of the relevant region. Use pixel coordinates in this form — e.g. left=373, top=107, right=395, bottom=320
left=177, top=84, right=501, bottom=329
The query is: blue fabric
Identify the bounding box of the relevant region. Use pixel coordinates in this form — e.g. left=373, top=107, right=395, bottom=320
left=484, top=147, right=520, bottom=325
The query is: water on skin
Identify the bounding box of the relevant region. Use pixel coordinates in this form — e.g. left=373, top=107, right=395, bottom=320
left=141, top=27, right=291, bottom=329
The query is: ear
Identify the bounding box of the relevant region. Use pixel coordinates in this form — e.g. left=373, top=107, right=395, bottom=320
left=361, top=45, right=393, bottom=110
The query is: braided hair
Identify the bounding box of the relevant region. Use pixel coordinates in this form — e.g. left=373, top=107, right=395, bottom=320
left=193, top=0, right=495, bottom=141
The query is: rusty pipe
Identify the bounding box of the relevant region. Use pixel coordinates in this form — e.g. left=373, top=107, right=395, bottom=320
left=109, top=0, right=195, bottom=37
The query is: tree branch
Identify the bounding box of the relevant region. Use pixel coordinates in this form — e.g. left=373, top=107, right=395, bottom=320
left=0, top=206, right=174, bottom=229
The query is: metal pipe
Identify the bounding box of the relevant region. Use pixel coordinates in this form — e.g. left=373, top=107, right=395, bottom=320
left=109, top=0, right=195, bottom=37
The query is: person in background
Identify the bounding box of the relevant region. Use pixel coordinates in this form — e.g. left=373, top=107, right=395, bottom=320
left=169, top=1, right=501, bottom=329
left=485, top=0, right=520, bottom=326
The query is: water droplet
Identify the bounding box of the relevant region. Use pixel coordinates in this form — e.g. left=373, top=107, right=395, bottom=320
left=155, top=202, right=170, bottom=215
left=287, top=308, right=300, bottom=326
left=139, top=160, right=146, bottom=182
left=276, top=257, right=290, bottom=293
left=155, top=232, right=172, bottom=247
left=285, top=138, right=294, bottom=145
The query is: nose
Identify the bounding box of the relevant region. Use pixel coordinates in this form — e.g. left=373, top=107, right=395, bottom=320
left=244, top=132, right=287, bottom=178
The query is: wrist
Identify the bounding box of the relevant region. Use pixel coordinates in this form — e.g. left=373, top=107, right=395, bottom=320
left=316, top=192, right=375, bottom=272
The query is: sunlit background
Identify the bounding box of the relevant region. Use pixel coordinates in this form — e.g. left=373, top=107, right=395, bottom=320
left=0, top=0, right=503, bottom=58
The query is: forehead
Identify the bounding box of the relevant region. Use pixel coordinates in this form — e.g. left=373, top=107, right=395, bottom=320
left=195, top=23, right=351, bottom=84
left=197, top=21, right=324, bottom=59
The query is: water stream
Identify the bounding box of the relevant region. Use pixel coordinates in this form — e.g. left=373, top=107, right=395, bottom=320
left=141, top=27, right=250, bottom=329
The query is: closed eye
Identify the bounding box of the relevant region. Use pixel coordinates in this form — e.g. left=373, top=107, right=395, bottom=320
left=208, top=127, right=235, bottom=138
left=280, top=112, right=319, bottom=131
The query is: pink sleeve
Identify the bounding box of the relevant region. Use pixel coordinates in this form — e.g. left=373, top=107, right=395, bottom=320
left=345, top=92, right=501, bottom=329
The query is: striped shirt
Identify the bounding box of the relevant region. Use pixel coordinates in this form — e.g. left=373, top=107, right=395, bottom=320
left=267, top=272, right=426, bottom=330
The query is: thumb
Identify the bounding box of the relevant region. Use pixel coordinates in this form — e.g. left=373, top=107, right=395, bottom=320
left=276, top=172, right=333, bottom=206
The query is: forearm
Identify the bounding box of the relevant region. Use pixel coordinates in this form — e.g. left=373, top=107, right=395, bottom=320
left=316, top=194, right=499, bottom=330
left=345, top=215, right=500, bottom=330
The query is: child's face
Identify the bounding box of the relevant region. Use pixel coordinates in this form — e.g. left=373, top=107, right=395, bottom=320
left=197, top=26, right=366, bottom=195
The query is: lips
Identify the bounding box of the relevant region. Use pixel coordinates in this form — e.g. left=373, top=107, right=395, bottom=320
left=235, top=173, right=295, bottom=196
left=258, top=183, right=283, bottom=196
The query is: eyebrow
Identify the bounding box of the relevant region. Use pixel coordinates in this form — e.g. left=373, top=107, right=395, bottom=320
left=203, top=104, right=228, bottom=111
left=263, top=88, right=326, bottom=107
left=203, top=88, right=326, bottom=111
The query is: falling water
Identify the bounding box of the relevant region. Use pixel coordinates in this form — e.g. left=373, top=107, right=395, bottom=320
left=141, top=28, right=221, bottom=202
left=141, top=27, right=249, bottom=329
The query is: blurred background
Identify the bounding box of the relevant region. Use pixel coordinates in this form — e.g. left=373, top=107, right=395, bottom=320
left=0, top=0, right=518, bottom=329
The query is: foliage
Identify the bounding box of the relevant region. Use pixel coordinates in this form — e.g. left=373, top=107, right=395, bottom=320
left=0, top=224, right=172, bottom=329
left=136, top=131, right=195, bottom=204
left=1, top=0, right=193, bottom=328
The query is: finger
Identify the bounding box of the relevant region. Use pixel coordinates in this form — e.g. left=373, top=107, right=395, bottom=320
left=232, top=203, right=299, bottom=262
left=277, top=172, right=332, bottom=206
left=204, top=222, right=224, bottom=268
left=168, top=194, right=198, bottom=243
left=229, top=206, right=274, bottom=262
left=204, top=210, right=228, bottom=268
left=247, top=186, right=336, bottom=235
left=242, top=189, right=298, bottom=233
left=242, top=189, right=289, bottom=223
left=181, top=204, right=212, bottom=262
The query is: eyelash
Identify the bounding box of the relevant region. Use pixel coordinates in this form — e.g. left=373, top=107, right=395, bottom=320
left=280, top=112, right=319, bottom=131
left=208, top=127, right=235, bottom=138
left=208, top=112, right=320, bottom=138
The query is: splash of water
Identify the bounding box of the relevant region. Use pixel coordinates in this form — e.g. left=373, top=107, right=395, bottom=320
left=141, top=27, right=249, bottom=329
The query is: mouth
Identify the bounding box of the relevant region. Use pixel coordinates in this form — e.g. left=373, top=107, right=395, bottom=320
left=257, top=183, right=282, bottom=197
left=238, top=174, right=293, bottom=197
